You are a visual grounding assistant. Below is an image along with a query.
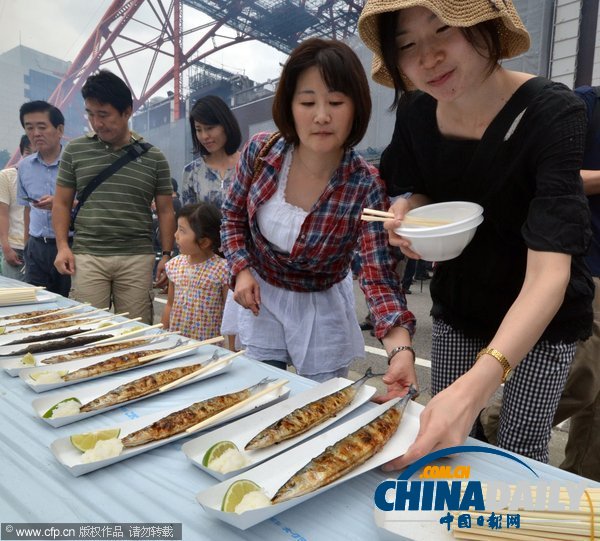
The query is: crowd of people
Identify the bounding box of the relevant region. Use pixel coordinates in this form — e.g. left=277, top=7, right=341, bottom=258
left=2, top=0, right=598, bottom=480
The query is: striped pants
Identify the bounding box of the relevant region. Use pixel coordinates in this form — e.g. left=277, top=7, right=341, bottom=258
left=431, top=319, right=575, bottom=463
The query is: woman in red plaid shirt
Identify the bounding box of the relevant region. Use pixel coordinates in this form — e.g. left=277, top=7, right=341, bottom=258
left=221, top=38, right=416, bottom=383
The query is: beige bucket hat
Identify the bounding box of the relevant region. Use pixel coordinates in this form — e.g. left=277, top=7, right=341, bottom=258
left=358, top=0, right=531, bottom=87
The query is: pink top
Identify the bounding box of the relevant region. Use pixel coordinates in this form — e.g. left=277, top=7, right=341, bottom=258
left=165, top=254, right=228, bottom=341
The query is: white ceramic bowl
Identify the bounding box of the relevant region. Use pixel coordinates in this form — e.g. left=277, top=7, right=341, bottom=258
left=394, top=201, right=483, bottom=236
left=399, top=215, right=484, bottom=262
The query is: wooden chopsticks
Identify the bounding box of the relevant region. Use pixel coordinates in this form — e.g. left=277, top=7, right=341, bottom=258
left=158, top=349, right=246, bottom=392
left=184, top=378, right=289, bottom=434
left=361, top=207, right=450, bottom=227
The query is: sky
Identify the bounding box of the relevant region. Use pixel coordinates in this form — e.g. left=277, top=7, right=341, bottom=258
left=0, top=0, right=289, bottom=98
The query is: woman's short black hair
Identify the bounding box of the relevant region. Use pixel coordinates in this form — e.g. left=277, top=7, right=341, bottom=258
left=81, top=70, right=133, bottom=113
left=379, top=15, right=502, bottom=108
left=176, top=202, right=223, bottom=255
left=19, top=134, right=32, bottom=155
left=189, top=95, right=242, bottom=156
left=272, top=38, right=371, bottom=149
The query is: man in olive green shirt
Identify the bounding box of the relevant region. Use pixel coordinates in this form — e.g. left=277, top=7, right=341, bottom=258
left=53, top=70, right=175, bottom=323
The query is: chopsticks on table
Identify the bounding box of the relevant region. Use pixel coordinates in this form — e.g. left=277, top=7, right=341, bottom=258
left=78, top=317, right=142, bottom=336
left=450, top=484, right=600, bottom=540
left=185, top=378, right=289, bottom=434
left=92, top=322, right=164, bottom=344
left=158, top=349, right=246, bottom=392
left=0, top=286, right=45, bottom=304
left=137, top=335, right=226, bottom=364
left=361, top=207, right=450, bottom=227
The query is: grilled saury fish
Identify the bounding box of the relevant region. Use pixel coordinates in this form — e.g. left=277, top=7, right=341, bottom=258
left=4, top=327, right=96, bottom=346
left=4, top=317, right=100, bottom=334
left=245, top=368, right=375, bottom=450
left=271, top=385, right=418, bottom=504
left=0, top=307, right=63, bottom=324
left=0, top=334, right=114, bottom=357
left=60, top=341, right=182, bottom=380
left=80, top=363, right=203, bottom=412
left=121, top=378, right=275, bottom=448
left=41, top=338, right=156, bottom=365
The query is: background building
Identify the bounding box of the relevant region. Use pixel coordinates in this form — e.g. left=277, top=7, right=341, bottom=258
left=0, top=46, right=87, bottom=164
left=0, top=0, right=598, bottom=172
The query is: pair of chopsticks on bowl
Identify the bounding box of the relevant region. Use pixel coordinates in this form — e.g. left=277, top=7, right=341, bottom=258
left=361, top=208, right=450, bottom=227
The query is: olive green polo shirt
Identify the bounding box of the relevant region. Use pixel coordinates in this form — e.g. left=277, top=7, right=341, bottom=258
left=57, top=132, right=172, bottom=255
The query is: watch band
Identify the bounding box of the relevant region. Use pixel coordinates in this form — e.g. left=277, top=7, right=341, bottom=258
left=161, top=250, right=173, bottom=258
left=387, top=345, right=416, bottom=365
left=476, top=347, right=513, bottom=383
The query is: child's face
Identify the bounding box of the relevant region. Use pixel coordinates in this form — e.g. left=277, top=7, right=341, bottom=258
left=175, top=216, right=202, bottom=256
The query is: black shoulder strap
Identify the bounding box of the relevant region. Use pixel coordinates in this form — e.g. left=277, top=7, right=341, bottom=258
left=70, top=141, right=152, bottom=228
left=464, top=77, right=548, bottom=181
left=584, top=87, right=600, bottom=157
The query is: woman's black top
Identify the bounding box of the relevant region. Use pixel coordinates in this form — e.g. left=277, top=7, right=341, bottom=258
left=380, top=80, right=593, bottom=343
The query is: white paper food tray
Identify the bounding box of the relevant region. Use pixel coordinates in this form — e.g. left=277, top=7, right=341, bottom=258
left=183, top=377, right=376, bottom=480
left=0, top=305, right=97, bottom=328
left=374, top=507, right=453, bottom=541
left=0, top=318, right=113, bottom=347
left=19, top=336, right=200, bottom=392
left=32, top=354, right=235, bottom=426
left=195, top=399, right=420, bottom=530
left=50, top=380, right=291, bottom=476
left=0, top=324, right=165, bottom=376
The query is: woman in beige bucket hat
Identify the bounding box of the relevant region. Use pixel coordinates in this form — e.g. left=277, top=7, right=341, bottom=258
left=358, top=1, right=594, bottom=469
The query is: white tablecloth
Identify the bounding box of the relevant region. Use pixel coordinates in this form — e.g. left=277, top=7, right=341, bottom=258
left=0, top=281, right=596, bottom=541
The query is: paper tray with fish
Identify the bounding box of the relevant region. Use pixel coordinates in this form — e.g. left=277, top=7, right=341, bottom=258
left=0, top=289, right=57, bottom=307
left=0, top=314, right=119, bottom=347
left=31, top=353, right=236, bottom=426
left=0, top=303, right=91, bottom=326
left=18, top=336, right=212, bottom=392
left=0, top=323, right=164, bottom=376
left=195, top=398, right=420, bottom=530
left=183, top=376, right=377, bottom=481
left=50, top=379, right=291, bottom=476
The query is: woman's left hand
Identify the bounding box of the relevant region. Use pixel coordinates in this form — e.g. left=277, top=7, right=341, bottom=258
left=381, top=367, right=497, bottom=472
left=373, top=353, right=418, bottom=403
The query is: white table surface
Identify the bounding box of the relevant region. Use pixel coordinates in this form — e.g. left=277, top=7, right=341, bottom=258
left=0, top=282, right=597, bottom=541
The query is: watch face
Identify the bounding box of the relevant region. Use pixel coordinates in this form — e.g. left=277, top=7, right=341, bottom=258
left=504, top=369, right=513, bottom=382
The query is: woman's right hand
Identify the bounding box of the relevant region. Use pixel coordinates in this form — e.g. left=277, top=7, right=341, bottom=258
left=383, top=198, right=421, bottom=259
left=233, top=268, right=261, bottom=316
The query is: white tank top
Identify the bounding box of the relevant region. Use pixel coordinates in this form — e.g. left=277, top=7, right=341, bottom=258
left=256, top=147, right=308, bottom=254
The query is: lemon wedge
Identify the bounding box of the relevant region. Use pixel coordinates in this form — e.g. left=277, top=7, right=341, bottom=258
left=70, top=428, right=122, bottom=452
left=21, top=353, right=35, bottom=366
left=30, top=370, right=67, bottom=382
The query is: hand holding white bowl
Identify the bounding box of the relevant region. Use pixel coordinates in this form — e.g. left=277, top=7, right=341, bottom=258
left=382, top=198, right=423, bottom=260
left=390, top=201, right=484, bottom=262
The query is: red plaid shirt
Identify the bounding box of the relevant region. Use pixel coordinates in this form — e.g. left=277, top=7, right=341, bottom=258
left=221, top=132, right=415, bottom=338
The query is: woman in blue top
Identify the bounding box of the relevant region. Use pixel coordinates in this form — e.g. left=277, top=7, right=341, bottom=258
left=181, top=95, right=242, bottom=207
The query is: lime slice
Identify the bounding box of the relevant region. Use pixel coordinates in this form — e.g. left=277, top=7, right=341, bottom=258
left=221, top=479, right=261, bottom=512
left=0, top=326, right=5, bottom=334
left=70, top=428, right=122, bottom=452
left=202, top=440, right=238, bottom=467
left=42, top=397, right=82, bottom=419
left=21, top=353, right=35, bottom=366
